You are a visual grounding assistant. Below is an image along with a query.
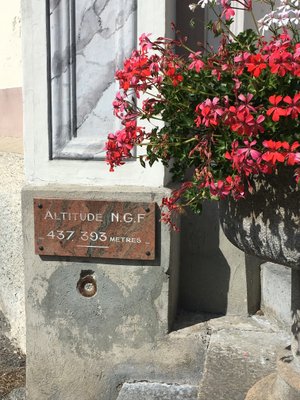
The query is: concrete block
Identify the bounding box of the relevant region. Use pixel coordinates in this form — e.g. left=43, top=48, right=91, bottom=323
left=261, top=262, right=291, bottom=328
left=117, top=382, right=198, bottom=399
left=22, top=185, right=206, bottom=400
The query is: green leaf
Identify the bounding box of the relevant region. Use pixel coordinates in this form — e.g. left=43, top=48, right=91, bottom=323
left=139, top=156, right=146, bottom=168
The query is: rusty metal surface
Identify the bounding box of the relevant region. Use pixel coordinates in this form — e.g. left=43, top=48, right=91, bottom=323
left=34, top=199, right=156, bottom=260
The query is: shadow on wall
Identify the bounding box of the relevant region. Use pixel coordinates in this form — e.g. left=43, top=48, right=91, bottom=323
left=179, top=201, right=230, bottom=315
left=174, top=1, right=262, bottom=316
left=175, top=1, right=231, bottom=315
left=175, top=0, right=205, bottom=57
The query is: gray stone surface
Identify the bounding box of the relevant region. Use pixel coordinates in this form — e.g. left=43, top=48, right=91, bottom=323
left=198, top=315, right=290, bottom=400
left=0, top=152, right=25, bottom=352
left=3, top=387, right=26, bottom=400
left=117, top=382, right=198, bottom=400
left=261, top=262, right=291, bottom=328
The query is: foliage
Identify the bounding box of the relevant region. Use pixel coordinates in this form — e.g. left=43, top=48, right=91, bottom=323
left=105, top=0, right=300, bottom=228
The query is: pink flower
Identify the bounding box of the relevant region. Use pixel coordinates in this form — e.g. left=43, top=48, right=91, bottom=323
left=225, top=140, right=262, bottom=176
left=195, top=97, right=224, bottom=127
left=221, top=0, right=235, bottom=20
left=237, top=93, right=256, bottom=113
left=208, top=179, right=232, bottom=199
left=188, top=52, right=205, bottom=72
left=236, top=140, right=261, bottom=160
left=139, top=33, right=153, bottom=53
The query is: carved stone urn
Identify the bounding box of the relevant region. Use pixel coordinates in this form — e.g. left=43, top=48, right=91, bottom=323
left=219, top=167, right=300, bottom=269
left=219, top=167, right=300, bottom=400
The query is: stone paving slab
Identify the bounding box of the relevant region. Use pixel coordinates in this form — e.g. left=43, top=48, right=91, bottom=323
left=117, top=382, right=198, bottom=400
left=198, top=316, right=290, bottom=400
left=115, top=315, right=290, bottom=400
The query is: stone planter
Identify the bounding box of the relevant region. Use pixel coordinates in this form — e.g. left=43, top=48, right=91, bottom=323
left=219, top=167, right=300, bottom=269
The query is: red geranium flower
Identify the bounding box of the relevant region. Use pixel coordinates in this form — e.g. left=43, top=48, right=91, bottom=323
left=245, top=54, right=267, bottom=77
left=266, top=95, right=286, bottom=121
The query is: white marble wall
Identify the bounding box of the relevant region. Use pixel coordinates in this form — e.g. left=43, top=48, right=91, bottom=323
left=50, top=0, right=137, bottom=159
left=23, top=0, right=173, bottom=186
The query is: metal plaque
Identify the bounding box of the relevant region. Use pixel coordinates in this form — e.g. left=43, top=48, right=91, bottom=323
left=34, top=199, right=155, bottom=260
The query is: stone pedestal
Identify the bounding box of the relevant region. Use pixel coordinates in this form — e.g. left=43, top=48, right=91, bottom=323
left=261, top=263, right=291, bottom=328
left=245, top=268, right=300, bottom=400
left=245, top=357, right=300, bottom=400
left=23, top=185, right=181, bottom=400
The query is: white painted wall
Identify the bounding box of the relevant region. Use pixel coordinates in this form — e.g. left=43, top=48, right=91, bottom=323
left=0, top=152, right=25, bottom=352
left=0, top=0, right=22, bottom=89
